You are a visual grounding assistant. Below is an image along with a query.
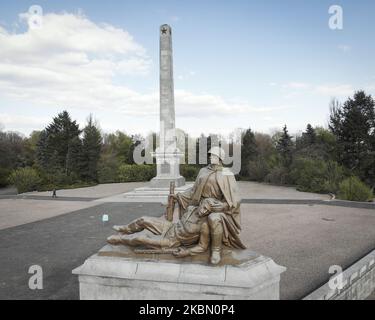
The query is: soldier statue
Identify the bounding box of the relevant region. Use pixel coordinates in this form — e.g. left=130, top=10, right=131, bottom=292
left=107, top=147, right=246, bottom=264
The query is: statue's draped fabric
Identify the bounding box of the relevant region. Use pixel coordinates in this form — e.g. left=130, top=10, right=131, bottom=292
left=176, top=165, right=246, bottom=249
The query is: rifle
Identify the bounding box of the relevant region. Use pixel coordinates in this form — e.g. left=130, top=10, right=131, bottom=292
left=134, top=248, right=177, bottom=254
left=165, top=181, right=175, bottom=221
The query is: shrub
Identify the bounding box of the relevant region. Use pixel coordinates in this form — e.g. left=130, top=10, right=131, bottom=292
left=290, top=158, right=344, bottom=193
left=180, top=165, right=201, bottom=181
left=98, top=164, right=119, bottom=183
left=325, top=161, right=346, bottom=193
left=36, top=168, right=80, bottom=189
left=264, top=165, right=291, bottom=185
left=338, top=176, right=373, bottom=202
left=36, top=181, right=97, bottom=192
left=118, top=164, right=156, bottom=182
left=0, top=168, right=11, bottom=187
left=247, top=158, right=270, bottom=182
left=54, top=171, right=79, bottom=186
left=8, top=167, right=41, bottom=194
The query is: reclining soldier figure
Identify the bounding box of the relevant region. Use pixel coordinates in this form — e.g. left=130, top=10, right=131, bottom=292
left=107, top=201, right=212, bottom=258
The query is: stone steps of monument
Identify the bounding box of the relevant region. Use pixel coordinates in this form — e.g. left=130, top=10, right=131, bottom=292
left=124, top=193, right=169, bottom=197
left=118, top=184, right=193, bottom=203
left=131, top=185, right=193, bottom=192
left=124, top=184, right=192, bottom=195
left=126, top=191, right=176, bottom=195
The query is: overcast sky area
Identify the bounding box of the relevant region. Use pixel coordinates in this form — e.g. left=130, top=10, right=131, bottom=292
left=0, top=0, right=375, bottom=138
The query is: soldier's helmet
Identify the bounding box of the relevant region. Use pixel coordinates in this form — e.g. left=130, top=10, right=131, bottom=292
left=208, top=146, right=226, bottom=162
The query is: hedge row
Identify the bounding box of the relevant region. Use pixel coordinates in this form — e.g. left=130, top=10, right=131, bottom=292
left=118, top=164, right=156, bottom=182
left=7, top=164, right=374, bottom=202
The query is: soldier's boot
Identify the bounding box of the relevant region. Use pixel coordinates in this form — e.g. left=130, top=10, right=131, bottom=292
left=112, top=225, right=132, bottom=234
left=210, top=221, right=223, bottom=265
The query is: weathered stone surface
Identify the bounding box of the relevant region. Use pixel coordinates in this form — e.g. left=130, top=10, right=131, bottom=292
left=72, top=245, right=286, bottom=300
left=97, top=244, right=259, bottom=266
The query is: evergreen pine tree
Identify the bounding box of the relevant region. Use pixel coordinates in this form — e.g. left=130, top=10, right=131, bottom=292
left=303, top=124, right=316, bottom=145
left=37, top=110, right=82, bottom=176
left=36, top=130, right=48, bottom=170
left=329, top=91, right=375, bottom=187
left=276, top=125, right=294, bottom=168
left=67, top=136, right=83, bottom=177
left=240, top=128, right=257, bottom=177
left=81, top=115, right=102, bottom=182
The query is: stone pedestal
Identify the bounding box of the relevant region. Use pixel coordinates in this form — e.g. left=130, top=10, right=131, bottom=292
left=72, top=245, right=286, bottom=300
left=150, top=151, right=185, bottom=188
left=122, top=184, right=192, bottom=203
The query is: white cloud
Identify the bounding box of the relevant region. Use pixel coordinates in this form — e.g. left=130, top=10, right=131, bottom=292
left=0, top=11, right=292, bottom=134
left=364, top=84, right=375, bottom=98
left=279, top=81, right=358, bottom=98
left=263, top=116, right=274, bottom=121
left=315, top=84, right=354, bottom=97
left=0, top=113, right=50, bottom=132
left=282, top=82, right=310, bottom=89
left=365, top=84, right=375, bottom=91
left=280, top=82, right=310, bottom=99
left=15, top=12, right=147, bottom=57
left=338, top=44, right=351, bottom=52
left=170, top=16, right=180, bottom=22
left=0, top=11, right=153, bottom=115
left=175, top=90, right=291, bottom=117
left=176, top=70, right=197, bottom=81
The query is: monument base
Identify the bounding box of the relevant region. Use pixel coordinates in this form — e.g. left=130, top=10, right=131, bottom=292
left=72, top=245, right=286, bottom=300
left=122, top=183, right=192, bottom=204
left=150, top=175, right=186, bottom=188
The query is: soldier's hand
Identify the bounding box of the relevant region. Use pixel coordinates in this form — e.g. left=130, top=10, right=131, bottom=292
left=198, top=208, right=210, bottom=217
left=173, top=247, right=190, bottom=258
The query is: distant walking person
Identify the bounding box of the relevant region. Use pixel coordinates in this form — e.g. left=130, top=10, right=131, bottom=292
left=52, top=188, right=57, bottom=198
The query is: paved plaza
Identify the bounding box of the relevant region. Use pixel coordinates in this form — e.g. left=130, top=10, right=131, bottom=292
left=0, top=182, right=374, bottom=299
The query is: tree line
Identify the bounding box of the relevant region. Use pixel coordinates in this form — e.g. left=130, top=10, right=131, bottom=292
left=0, top=111, right=144, bottom=192
left=0, top=90, right=374, bottom=201
left=239, top=91, right=375, bottom=201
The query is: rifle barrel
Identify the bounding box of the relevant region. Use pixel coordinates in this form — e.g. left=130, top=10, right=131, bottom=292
left=134, top=248, right=176, bottom=254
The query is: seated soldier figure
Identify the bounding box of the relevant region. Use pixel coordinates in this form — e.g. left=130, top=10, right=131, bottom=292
left=174, top=147, right=246, bottom=264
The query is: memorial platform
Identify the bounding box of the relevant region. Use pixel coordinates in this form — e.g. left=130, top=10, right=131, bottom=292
left=72, top=244, right=286, bottom=300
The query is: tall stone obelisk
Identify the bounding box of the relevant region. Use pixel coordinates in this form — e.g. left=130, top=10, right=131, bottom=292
left=150, top=24, right=185, bottom=187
